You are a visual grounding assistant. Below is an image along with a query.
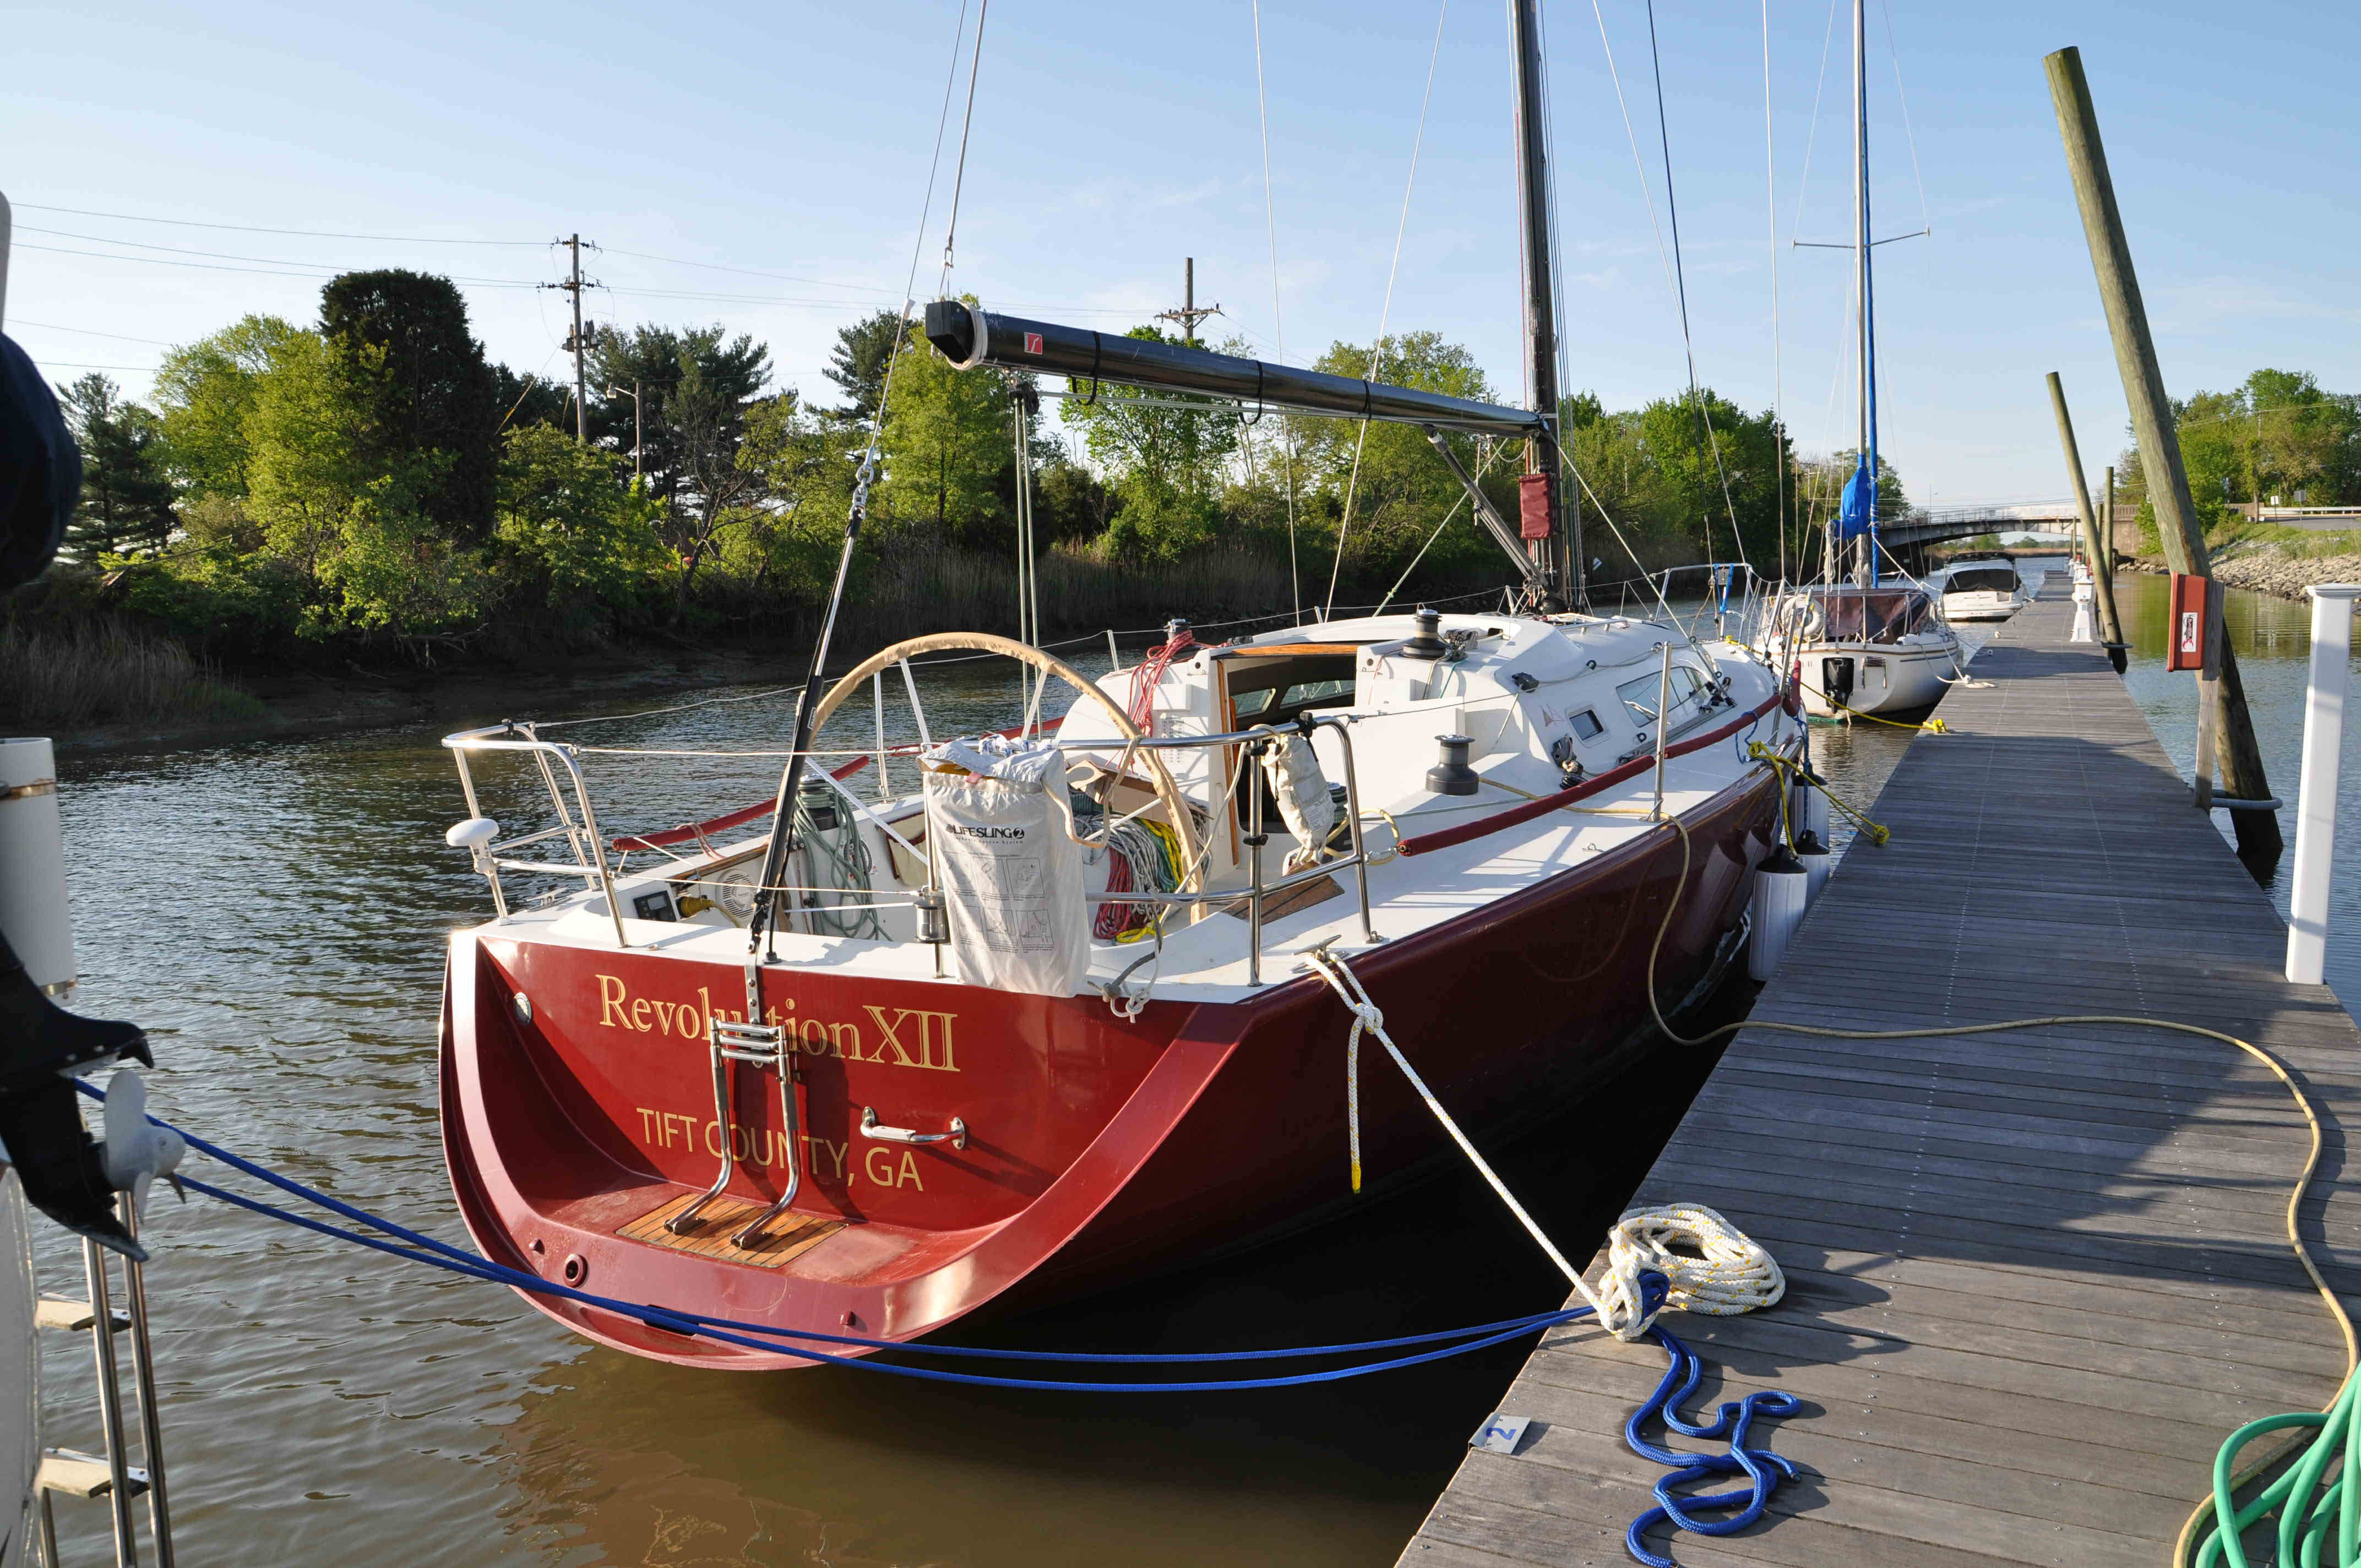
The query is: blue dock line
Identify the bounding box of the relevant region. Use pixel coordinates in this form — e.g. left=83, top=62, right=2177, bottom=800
left=78, top=1082, right=1802, bottom=1554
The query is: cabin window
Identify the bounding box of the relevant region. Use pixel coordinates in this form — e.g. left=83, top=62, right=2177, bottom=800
left=1570, top=707, right=1604, bottom=740
left=1615, top=666, right=1710, bottom=736
left=1614, top=661, right=1709, bottom=737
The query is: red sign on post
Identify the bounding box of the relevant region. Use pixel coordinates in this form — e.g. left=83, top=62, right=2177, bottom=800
left=1023, top=332, right=1044, bottom=355
left=2166, top=573, right=2211, bottom=672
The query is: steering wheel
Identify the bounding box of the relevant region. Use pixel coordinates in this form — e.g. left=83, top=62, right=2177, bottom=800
left=810, top=631, right=1206, bottom=892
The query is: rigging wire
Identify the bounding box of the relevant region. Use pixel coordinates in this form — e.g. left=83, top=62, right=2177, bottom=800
left=1764, top=0, right=1786, bottom=587
left=1879, top=0, right=1933, bottom=238
left=1249, top=0, right=1302, bottom=627
left=1321, top=0, right=1448, bottom=622
left=937, top=0, right=992, bottom=292
left=1789, top=0, right=1844, bottom=246
left=1639, top=0, right=1749, bottom=574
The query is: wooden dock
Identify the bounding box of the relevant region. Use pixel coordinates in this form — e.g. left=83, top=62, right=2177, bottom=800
left=1402, top=587, right=2361, bottom=1567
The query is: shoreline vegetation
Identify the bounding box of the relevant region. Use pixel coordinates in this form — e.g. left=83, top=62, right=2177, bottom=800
left=46, top=275, right=2354, bottom=747
left=18, top=265, right=1869, bottom=747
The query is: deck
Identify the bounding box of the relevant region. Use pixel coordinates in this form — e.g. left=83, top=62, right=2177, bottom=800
left=1401, top=587, right=2361, bottom=1566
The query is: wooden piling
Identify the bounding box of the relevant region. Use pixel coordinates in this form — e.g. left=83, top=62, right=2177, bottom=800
left=2045, top=371, right=2126, bottom=664
left=2044, top=46, right=2281, bottom=855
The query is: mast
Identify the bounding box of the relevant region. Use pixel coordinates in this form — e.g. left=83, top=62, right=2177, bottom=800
left=1852, top=0, right=1878, bottom=586
left=1509, top=0, right=1569, bottom=609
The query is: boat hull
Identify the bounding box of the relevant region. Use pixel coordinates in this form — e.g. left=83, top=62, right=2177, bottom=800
left=440, top=768, right=1781, bottom=1369
left=1792, top=641, right=1956, bottom=718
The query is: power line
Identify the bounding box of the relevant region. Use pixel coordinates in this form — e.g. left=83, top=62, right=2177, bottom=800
left=8, top=319, right=173, bottom=345
left=13, top=202, right=545, bottom=245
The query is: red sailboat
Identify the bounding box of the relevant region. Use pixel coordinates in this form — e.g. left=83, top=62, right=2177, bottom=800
left=436, top=6, right=1800, bottom=1370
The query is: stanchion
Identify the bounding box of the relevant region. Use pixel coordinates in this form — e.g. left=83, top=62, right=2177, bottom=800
left=2286, top=584, right=2360, bottom=985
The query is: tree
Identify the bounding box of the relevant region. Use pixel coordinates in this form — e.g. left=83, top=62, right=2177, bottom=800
left=1292, top=332, right=1504, bottom=580
left=1060, top=325, right=1234, bottom=560
left=58, top=375, right=176, bottom=558
left=825, top=308, right=902, bottom=422
left=877, top=317, right=1022, bottom=551
left=587, top=324, right=771, bottom=524
left=492, top=424, right=667, bottom=628
left=153, top=314, right=306, bottom=498
left=319, top=270, right=501, bottom=541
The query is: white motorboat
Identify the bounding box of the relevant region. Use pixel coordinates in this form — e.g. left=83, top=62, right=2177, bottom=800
left=1940, top=558, right=2029, bottom=622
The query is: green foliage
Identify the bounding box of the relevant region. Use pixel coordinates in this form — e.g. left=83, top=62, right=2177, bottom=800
left=102, top=546, right=309, bottom=647
left=320, top=269, right=501, bottom=539
left=58, top=375, right=176, bottom=558
left=1573, top=389, right=1794, bottom=574
left=1060, top=326, right=1235, bottom=561
left=491, top=425, right=668, bottom=628
left=587, top=323, right=771, bottom=525
left=153, top=314, right=303, bottom=498
left=1292, top=332, right=1503, bottom=579
left=825, top=308, right=902, bottom=421
left=877, top=318, right=1021, bottom=549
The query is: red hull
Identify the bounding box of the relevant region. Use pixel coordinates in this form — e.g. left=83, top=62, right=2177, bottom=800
left=439, top=767, right=1778, bottom=1369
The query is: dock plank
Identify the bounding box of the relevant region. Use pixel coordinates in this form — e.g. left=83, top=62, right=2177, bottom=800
left=1400, top=590, right=2360, bottom=1565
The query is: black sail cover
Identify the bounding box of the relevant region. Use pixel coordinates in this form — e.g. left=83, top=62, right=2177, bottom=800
left=923, top=301, right=1548, bottom=438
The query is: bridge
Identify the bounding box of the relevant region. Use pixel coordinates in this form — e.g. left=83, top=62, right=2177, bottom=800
left=1875, top=500, right=2082, bottom=550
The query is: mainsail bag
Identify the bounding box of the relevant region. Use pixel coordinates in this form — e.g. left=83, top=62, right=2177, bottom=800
left=922, top=737, right=1091, bottom=997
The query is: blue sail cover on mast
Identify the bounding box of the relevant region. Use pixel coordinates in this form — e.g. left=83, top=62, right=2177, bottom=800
left=1836, top=455, right=1876, bottom=541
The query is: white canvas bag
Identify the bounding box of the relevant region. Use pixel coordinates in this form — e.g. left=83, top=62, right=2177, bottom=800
left=922, top=736, right=1091, bottom=997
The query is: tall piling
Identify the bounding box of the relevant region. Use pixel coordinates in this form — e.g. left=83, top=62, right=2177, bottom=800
left=2045, top=46, right=2281, bottom=856
left=2046, top=371, right=2126, bottom=668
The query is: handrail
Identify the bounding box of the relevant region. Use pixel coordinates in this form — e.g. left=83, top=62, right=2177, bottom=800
left=442, top=726, right=630, bottom=947
left=1396, top=691, right=1784, bottom=858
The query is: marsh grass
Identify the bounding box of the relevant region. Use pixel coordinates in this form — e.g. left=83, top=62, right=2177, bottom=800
left=0, top=617, right=265, bottom=729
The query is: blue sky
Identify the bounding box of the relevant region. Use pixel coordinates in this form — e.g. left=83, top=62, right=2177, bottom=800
left=6, top=0, right=2355, bottom=505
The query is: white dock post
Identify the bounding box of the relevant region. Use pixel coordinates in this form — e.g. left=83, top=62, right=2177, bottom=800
left=2286, top=584, right=2361, bottom=985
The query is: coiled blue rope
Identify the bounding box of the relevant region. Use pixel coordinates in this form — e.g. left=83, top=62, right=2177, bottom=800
left=1620, top=1321, right=1802, bottom=1566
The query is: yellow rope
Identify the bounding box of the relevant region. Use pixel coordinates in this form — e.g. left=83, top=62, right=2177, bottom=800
left=1745, top=742, right=1890, bottom=847
left=1638, top=814, right=2352, bottom=1566
left=1796, top=678, right=1949, bottom=732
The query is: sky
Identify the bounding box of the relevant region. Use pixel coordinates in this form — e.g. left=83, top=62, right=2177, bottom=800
left=6, top=0, right=2357, bottom=508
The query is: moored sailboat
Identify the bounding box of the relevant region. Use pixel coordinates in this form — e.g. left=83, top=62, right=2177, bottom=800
left=434, top=10, right=1805, bottom=1370
left=1759, top=0, right=1963, bottom=721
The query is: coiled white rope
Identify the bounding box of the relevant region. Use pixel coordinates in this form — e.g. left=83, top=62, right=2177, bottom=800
left=1596, top=1205, right=1785, bottom=1338
left=1303, top=946, right=1781, bottom=1342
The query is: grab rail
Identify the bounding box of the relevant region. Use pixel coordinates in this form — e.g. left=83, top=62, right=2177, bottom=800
left=444, top=725, right=630, bottom=947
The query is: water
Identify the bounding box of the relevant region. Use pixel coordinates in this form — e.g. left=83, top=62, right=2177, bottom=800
left=35, top=644, right=1727, bottom=1566
left=42, top=572, right=2351, bottom=1562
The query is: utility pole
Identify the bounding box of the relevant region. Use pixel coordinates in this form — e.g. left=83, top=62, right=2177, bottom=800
left=2046, top=371, right=2126, bottom=667
left=2047, top=46, right=2280, bottom=857
left=1509, top=0, right=1569, bottom=610
left=1154, top=258, right=1221, bottom=346
left=542, top=235, right=599, bottom=443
